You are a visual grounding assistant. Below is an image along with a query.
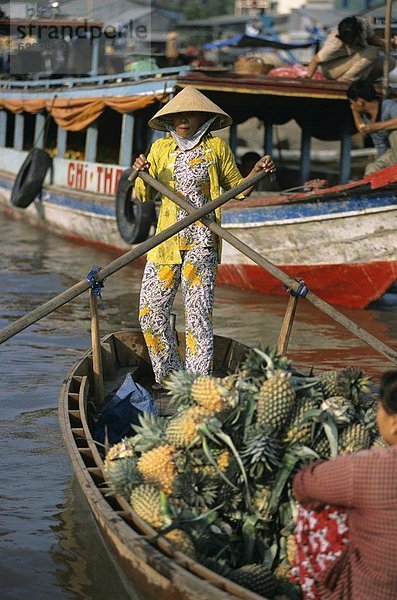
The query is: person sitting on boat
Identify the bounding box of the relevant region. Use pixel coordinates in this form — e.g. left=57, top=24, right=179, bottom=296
left=347, top=79, right=397, bottom=175
left=292, top=369, right=397, bottom=600
left=305, top=16, right=396, bottom=83
left=133, top=86, right=275, bottom=387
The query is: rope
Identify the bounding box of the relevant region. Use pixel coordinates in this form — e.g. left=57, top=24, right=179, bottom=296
left=86, top=265, right=104, bottom=309
left=283, top=280, right=309, bottom=299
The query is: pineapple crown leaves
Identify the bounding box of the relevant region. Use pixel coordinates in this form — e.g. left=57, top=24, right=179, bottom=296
left=132, top=412, right=168, bottom=452
left=362, top=403, right=378, bottom=439
left=201, top=436, right=239, bottom=491
left=163, top=370, right=199, bottom=408
left=105, top=455, right=143, bottom=499
left=240, top=346, right=292, bottom=384
left=310, top=412, right=339, bottom=458
left=269, top=453, right=301, bottom=514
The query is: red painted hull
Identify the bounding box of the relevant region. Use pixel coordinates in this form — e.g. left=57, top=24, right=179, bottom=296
left=217, top=261, right=397, bottom=309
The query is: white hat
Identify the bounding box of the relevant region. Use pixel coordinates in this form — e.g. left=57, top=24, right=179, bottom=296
left=148, top=86, right=232, bottom=131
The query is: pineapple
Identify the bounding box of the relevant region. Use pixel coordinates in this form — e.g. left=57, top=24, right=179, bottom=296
left=104, top=439, right=134, bottom=473
left=256, top=370, right=296, bottom=434
left=137, top=444, right=177, bottom=494
left=173, top=469, right=219, bottom=508
left=129, top=484, right=165, bottom=528
left=313, top=434, right=331, bottom=458
left=372, top=436, right=389, bottom=449
left=165, top=406, right=208, bottom=448
left=216, top=449, right=231, bottom=472
left=320, top=395, right=355, bottom=428
left=191, top=376, right=227, bottom=414
left=320, top=368, right=370, bottom=404
left=165, top=529, right=196, bottom=557
left=273, top=562, right=291, bottom=583
left=252, top=485, right=273, bottom=520
left=284, top=396, right=319, bottom=444
left=105, top=456, right=143, bottom=499
left=286, top=534, right=296, bottom=566
left=242, top=427, right=284, bottom=475
left=339, top=423, right=371, bottom=453
left=229, top=564, right=278, bottom=598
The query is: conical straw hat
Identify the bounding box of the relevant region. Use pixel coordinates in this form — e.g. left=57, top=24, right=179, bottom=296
left=149, top=86, right=232, bottom=131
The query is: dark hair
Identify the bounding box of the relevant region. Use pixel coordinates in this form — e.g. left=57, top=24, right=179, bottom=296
left=346, top=80, right=378, bottom=102
left=379, top=371, right=397, bottom=415
left=337, top=16, right=363, bottom=45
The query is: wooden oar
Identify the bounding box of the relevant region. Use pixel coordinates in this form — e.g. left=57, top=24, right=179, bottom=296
left=139, top=171, right=397, bottom=365
left=0, top=169, right=269, bottom=345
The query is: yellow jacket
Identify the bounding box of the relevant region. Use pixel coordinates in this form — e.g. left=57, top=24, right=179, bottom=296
left=134, top=135, right=243, bottom=264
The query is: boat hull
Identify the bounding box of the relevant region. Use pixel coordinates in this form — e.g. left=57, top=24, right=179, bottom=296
left=219, top=189, right=397, bottom=308
left=59, top=331, right=262, bottom=600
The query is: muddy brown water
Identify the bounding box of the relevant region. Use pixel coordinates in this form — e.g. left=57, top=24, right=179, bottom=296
left=1, top=216, right=396, bottom=599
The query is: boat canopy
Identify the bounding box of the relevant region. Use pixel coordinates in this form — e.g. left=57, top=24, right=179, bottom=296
left=0, top=93, right=167, bottom=131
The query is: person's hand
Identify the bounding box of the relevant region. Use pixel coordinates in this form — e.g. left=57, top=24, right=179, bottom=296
left=358, top=122, right=379, bottom=134
left=391, top=36, right=397, bottom=49
left=133, top=154, right=150, bottom=171
left=253, top=155, right=276, bottom=174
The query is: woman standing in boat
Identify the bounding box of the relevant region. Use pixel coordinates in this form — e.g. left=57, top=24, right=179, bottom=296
left=292, top=370, right=397, bottom=599
left=133, top=86, right=275, bottom=386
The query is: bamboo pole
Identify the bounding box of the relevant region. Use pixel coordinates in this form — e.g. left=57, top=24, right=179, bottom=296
left=277, top=294, right=299, bottom=356
left=383, top=0, right=393, bottom=97
left=89, top=289, right=105, bottom=407
left=0, top=169, right=268, bottom=345
left=139, top=171, right=397, bottom=365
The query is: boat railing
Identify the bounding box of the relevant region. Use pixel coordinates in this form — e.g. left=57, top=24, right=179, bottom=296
left=1, top=165, right=397, bottom=403
left=0, top=66, right=190, bottom=91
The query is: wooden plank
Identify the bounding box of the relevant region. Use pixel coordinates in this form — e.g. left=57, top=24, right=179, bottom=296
left=0, top=110, right=7, bottom=147
left=57, top=125, right=67, bottom=159
left=277, top=294, right=299, bottom=356
left=89, top=288, right=105, bottom=407
left=34, top=112, right=46, bottom=149
left=119, top=112, right=134, bottom=167
left=101, top=339, right=117, bottom=379
left=14, top=113, right=24, bottom=151
left=85, top=122, right=98, bottom=163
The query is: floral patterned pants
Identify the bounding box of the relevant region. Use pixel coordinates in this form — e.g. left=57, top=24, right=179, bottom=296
left=291, top=505, right=350, bottom=600
left=139, top=247, right=218, bottom=384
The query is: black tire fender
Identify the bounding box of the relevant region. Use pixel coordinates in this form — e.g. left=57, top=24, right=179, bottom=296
left=115, top=168, right=156, bottom=244
left=11, top=148, right=52, bottom=208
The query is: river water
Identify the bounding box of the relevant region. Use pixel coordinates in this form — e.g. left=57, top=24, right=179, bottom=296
left=1, top=215, right=397, bottom=600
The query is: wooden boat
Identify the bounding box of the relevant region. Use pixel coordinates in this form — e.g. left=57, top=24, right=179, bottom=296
left=218, top=165, right=397, bottom=309
left=59, top=330, right=270, bottom=600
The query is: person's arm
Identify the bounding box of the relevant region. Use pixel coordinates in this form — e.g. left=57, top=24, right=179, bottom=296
left=350, top=108, right=366, bottom=133
left=368, top=33, right=397, bottom=50
left=305, top=54, right=320, bottom=78
left=359, top=115, right=397, bottom=135
left=293, top=453, right=355, bottom=508
left=240, top=155, right=276, bottom=197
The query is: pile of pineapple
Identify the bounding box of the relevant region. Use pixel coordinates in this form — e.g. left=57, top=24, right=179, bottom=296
left=104, top=347, right=384, bottom=599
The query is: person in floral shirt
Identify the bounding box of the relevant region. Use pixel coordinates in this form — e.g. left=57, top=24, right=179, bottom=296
left=133, top=86, right=275, bottom=386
